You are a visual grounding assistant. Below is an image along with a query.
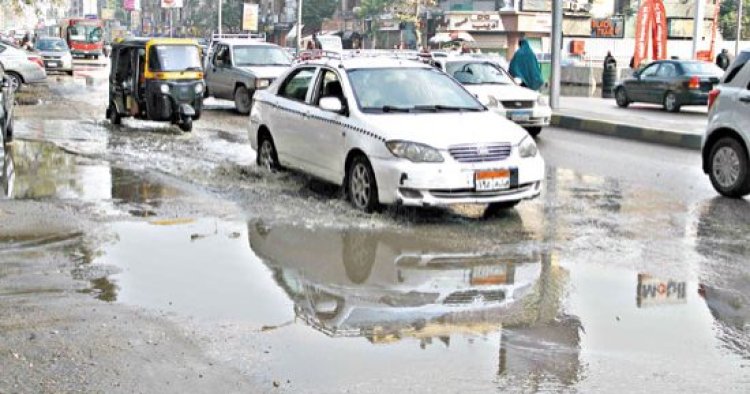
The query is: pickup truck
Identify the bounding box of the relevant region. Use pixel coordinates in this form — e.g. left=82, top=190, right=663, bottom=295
left=203, top=38, right=292, bottom=114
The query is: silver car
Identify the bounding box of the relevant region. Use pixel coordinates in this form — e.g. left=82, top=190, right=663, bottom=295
left=33, top=37, right=74, bottom=75
left=0, top=41, right=47, bottom=91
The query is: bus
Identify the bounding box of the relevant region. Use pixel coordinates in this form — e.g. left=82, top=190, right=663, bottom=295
left=61, top=18, right=104, bottom=59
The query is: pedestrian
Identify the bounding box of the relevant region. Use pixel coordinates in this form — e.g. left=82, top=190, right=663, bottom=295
left=509, top=38, right=544, bottom=91
left=716, top=48, right=731, bottom=71
left=604, top=51, right=616, bottom=69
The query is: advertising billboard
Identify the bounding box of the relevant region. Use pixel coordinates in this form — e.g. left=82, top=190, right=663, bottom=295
left=242, top=3, right=259, bottom=31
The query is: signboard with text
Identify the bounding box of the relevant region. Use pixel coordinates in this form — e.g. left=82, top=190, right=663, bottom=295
left=667, top=18, right=715, bottom=39
left=447, top=13, right=504, bottom=32
left=591, top=16, right=624, bottom=38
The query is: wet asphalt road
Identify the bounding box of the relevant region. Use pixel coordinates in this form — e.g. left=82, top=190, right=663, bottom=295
left=0, top=68, right=748, bottom=393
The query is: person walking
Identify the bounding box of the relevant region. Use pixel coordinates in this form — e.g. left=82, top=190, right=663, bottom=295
left=716, top=49, right=732, bottom=71
left=509, top=38, right=544, bottom=91
left=604, top=51, right=617, bottom=69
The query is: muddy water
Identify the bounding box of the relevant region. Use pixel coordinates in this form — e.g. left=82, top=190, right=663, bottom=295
left=80, top=166, right=749, bottom=391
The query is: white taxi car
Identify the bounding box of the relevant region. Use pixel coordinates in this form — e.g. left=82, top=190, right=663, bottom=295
left=248, top=55, right=545, bottom=212
left=436, top=56, right=551, bottom=137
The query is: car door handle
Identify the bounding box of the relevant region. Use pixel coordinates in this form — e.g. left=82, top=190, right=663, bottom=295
left=740, top=96, right=750, bottom=103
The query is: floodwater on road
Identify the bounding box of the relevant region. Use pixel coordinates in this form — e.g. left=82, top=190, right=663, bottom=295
left=2, top=72, right=748, bottom=392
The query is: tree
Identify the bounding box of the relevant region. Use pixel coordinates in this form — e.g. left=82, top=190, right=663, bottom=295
left=719, top=0, right=750, bottom=40
left=302, top=0, right=339, bottom=31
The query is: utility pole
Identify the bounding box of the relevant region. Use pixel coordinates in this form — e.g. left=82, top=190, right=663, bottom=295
left=692, top=0, right=706, bottom=59
left=218, top=0, right=223, bottom=36
left=550, top=0, right=563, bottom=109
left=296, top=0, right=303, bottom=52
left=737, top=0, right=744, bottom=57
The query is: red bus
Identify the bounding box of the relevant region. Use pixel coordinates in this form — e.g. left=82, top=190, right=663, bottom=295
left=61, top=18, right=104, bottom=59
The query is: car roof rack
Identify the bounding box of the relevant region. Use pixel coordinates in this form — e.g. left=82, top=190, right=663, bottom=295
left=211, top=33, right=266, bottom=42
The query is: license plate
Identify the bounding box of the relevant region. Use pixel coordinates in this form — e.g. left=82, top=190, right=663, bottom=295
left=46, top=61, right=59, bottom=68
left=471, top=265, right=508, bottom=285
left=475, top=169, right=510, bottom=191
left=509, top=111, right=531, bottom=122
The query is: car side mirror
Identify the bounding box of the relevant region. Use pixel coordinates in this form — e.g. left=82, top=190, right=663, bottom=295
left=320, top=96, right=344, bottom=114
left=513, top=77, right=523, bottom=85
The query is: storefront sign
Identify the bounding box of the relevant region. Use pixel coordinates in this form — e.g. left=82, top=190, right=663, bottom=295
left=520, top=0, right=551, bottom=12
left=591, top=16, right=624, bottom=38
left=667, top=18, right=715, bottom=39
left=517, top=13, right=552, bottom=33
left=447, top=13, right=504, bottom=32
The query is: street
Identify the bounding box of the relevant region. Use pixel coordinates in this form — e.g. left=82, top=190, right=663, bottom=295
left=1, top=67, right=749, bottom=393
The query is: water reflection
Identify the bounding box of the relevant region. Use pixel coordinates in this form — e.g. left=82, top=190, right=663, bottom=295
left=248, top=217, right=582, bottom=386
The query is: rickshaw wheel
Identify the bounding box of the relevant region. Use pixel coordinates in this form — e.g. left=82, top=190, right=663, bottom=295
left=179, top=117, right=193, bottom=132
left=108, top=104, right=121, bottom=125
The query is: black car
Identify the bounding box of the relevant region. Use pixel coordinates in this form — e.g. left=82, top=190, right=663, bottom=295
left=615, top=60, right=724, bottom=112
left=0, top=62, right=14, bottom=143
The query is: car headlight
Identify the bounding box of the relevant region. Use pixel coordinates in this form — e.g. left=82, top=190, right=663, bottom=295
left=255, top=78, right=271, bottom=89
left=386, top=140, right=444, bottom=163
left=518, top=135, right=538, bottom=158
left=537, top=95, right=549, bottom=106
left=194, top=82, right=204, bottom=94
left=159, top=83, right=170, bottom=94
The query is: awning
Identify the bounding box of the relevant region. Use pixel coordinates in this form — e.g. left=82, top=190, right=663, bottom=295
left=429, top=31, right=475, bottom=43
left=286, top=24, right=304, bottom=41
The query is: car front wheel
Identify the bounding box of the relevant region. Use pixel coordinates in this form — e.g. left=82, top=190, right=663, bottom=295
left=525, top=127, right=542, bottom=137
left=347, top=155, right=380, bottom=213
left=234, top=86, right=251, bottom=115
left=257, top=132, right=280, bottom=171
left=615, top=87, right=629, bottom=108
left=708, top=137, right=750, bottom=198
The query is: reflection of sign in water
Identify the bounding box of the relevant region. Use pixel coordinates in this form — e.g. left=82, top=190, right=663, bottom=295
left=591, top=17, right=624, bottom=38
left=447, top=13, right=504, bottom=32
left=124, top=0, right=141, bottom=11
left=637, top=274, right=687, bottom=308
left=242, top=3, right=259, bottom=31
left=161, top=0, right=183, bottom=8
left=667, top=18, right=715, bottom=39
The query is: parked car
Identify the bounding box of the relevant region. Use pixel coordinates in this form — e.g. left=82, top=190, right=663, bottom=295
left=0, top=41, right=46, bottom=92
left=33, top=37, right=74, bottom=75
left=249, top=56, right=544, bottom=213
left=615, top=59, right=723, bottom=112
left=204, top=38, right=292, bottom=114
left=436, top=56, right=550, bottom=137
left=702, top=50, right=750, bottom=197
left=0, top=62, right=15, bottom=143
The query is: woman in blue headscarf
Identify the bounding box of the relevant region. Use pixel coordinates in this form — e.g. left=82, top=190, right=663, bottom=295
left=509, top=39, right=544, bottom=91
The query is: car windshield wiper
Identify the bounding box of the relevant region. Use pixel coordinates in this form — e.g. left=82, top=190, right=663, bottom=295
left=412, top=105, right=483, bottom=112
left=363, top=105, right=412, bottom=113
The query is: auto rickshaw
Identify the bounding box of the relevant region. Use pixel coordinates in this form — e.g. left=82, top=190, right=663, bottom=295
left=107, top=38, right=204, bottom=132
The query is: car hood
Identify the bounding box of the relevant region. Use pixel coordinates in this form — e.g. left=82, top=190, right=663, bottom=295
left=360, top=111, right=530, bottom=149
left=464, top=84, right=539, bottom=101
left=37, top=50, right=70, bottom=57
left=239, top=66, right=289, bottom=79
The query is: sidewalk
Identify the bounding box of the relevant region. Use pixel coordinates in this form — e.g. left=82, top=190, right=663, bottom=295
left=552, top=96, right=707, bottom=150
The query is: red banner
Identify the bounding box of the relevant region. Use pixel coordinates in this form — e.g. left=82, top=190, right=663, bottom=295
left=633, top=0, right=667, bottom=68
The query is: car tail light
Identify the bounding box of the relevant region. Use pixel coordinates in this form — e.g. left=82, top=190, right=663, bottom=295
left=688, top=76, right=701, bottom=90
left=28, top=56, right=44, bottom=69
left=708, top=89, right=720, bottom=111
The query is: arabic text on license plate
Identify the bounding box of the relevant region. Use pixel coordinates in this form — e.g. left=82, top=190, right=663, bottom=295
left=510, top=111, right=530, bottom=122
left=47, top=62, right=59, bottom=68
left=475, top=169, right=510, bottom=191
left=471, top=264, right=508, bottom=285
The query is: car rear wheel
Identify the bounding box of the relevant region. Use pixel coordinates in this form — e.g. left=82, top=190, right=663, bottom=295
left=234, top=86, right=251, bottom=115
left=347, top=155, right=380, bottom=213
left=6, top=72, right=22, bottom=93
left=257, top=132, right=281, bottom=171
left=708, top=137, right=750, bottom=198
left=663, top=92, right=681, bottom=113
left=179, top=117, right=193, bottom=132
left=615, top=87, right=629, bottom=108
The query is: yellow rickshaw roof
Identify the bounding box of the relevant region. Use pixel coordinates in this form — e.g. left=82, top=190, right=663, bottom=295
left=146, top=38, right=199, bottom=46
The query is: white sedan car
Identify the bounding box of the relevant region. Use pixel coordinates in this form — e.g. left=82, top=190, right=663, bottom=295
left=437, top=57, right=551, bottom=137
left=249, top=56, right=545, bottom=213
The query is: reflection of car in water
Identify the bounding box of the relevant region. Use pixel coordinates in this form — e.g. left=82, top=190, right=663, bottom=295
left=1, top=144, right=14, bottom=197
left=695, top=198, right=750, bottom=355
left=247, top=214, right=553, bottom=341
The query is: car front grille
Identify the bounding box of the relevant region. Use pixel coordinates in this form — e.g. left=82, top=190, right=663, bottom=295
left=502, top=100, right=534, bottom=109
left=448, top=143, right=512, bottom=163
left=444, top=289, right=505, bottom=305
left=43, top=55, right=62, bottom=60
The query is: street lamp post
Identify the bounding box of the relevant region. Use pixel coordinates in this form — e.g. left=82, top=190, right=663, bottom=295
left=550, top=0, right=563, bottom=109
left=218, top=0, right=223, bottom=36
left=737, top=0, right=744, bottom=57
left=691, top=0, right=705, bottom=59
left=297, top=0, right=303, bottom=52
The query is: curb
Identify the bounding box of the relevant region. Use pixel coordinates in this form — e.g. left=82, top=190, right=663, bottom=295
left=552, top=113, right=702, bottom=150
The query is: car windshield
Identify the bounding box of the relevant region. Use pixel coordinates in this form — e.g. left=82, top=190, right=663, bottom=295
left=149, top=45, right=202, bottom=72
left=35, top=39, right=68, bottom=51
left=445, top=61, right=513, bottom=85
left=681, top=62, right=724, bottom=76
left=69, top=24, right=102, bottom=43
left=232, top=46, right=291, bottom=66
left=348, top=67, right=484, bottom=113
